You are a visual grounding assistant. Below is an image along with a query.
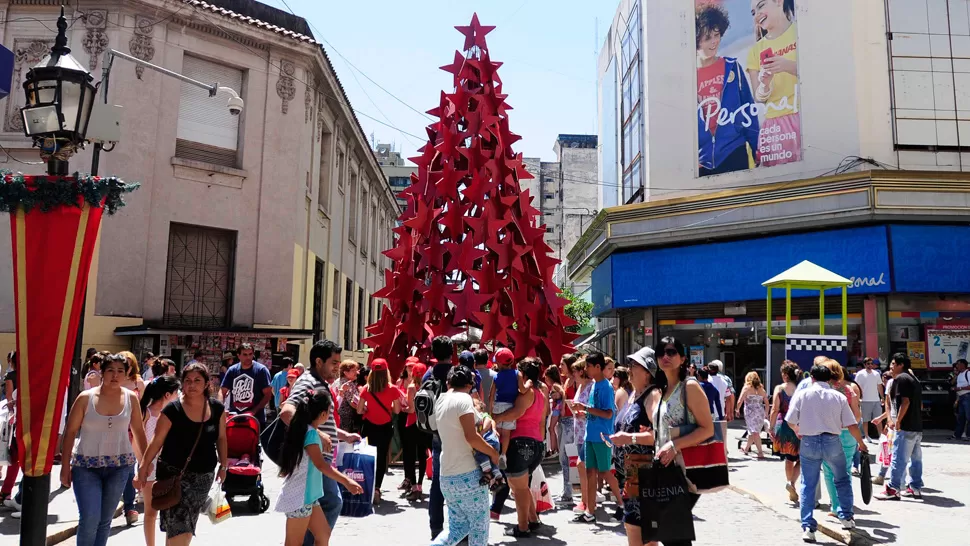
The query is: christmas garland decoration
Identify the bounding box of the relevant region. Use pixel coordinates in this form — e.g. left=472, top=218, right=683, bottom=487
left=0, top=170, right=139, bottom=215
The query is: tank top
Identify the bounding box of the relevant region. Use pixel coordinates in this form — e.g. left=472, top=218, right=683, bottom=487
left=561, top=384, right=576, bottom=418
left=511, top=388, right=544, bottom=441
left=73, top=390, right=136, bottom=468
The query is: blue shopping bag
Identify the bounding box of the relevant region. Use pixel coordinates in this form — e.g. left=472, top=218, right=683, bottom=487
left=337, top=442, right=376, bottom=517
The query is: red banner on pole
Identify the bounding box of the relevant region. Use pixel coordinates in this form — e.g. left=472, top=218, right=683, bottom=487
left=11, top=191, right=104, bottom=476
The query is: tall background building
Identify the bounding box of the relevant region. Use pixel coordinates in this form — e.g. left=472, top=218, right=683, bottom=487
left=374, top=140, right=415, bottom=210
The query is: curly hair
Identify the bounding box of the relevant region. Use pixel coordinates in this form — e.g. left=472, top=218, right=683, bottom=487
left=696, top=3, right=730, bottom=49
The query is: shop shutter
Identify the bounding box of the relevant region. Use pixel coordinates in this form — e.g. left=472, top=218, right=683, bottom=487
left=176, top=56, right=243, bottom=167
left=655, top=296, right=865, bottom=322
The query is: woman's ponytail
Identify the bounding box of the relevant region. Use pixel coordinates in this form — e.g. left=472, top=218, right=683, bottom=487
left=140, top=375, right=180, bottom=414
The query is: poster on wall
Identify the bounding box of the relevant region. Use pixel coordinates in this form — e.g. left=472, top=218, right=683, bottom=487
left=925, top=326, right=970, bottom=369
left=695, top=0, right=801, bottom=176
left=690, top=346, right=705, bottom=368
left=906, top=341, right=926, bottom=369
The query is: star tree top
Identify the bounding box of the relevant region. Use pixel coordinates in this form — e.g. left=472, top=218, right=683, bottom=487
left=363, top=14, right=577, bottom=376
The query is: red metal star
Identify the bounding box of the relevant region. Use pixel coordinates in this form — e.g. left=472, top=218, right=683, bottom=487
left=474, top=306, right=511, bottom=347
left=433, top=162, right=463, bottom=203
left=445, top=281, right=493, bottom=326
left=403, top=199, right=441, bottom=239
left=444, top=237, right=488, bottom=273
left=439, top=50, right=467, bottom=88
left=455, top=13, right=496, bottom=52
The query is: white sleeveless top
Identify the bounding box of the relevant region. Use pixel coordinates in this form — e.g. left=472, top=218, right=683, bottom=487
left=72, top=389, right=136, bottom=468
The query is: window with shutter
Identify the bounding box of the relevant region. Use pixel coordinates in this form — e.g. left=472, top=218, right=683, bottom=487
left=349, top=172, right=359, bottom=243
left=360, top=187, right=369, bottom=256
left=319, top=129, right=333, bottom=210
left=176, top=55, right=243, bottom=168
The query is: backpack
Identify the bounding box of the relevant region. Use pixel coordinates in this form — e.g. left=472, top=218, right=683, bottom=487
left=413, top=377, right=445, bottom=434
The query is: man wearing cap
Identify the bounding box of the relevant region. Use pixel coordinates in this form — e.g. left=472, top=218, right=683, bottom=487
left=271, top=356, right=296, bottom=408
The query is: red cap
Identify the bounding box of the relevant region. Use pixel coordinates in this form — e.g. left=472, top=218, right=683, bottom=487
left=405, top=356, right=420, bottom=364
left=371, top=358, right=388, bottom=371
left=494, top=348, right=514, bottom=366
left=287, top=368, right=301, bottom=379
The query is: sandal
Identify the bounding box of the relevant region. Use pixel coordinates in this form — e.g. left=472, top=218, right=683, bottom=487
left=504, top=527, right=531, bottom=538
left=398, top=478, right=412, bottom=491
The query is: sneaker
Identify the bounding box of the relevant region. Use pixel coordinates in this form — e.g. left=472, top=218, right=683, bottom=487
left=125, top=510, right=139, bottom=526
left=554, top=495, right=574, bottom=506
left=571, top=512, right=595, bottom=524
left=10, top=512, right=20, bottom=519
left=504, top=527, right=530, bottom=538
left=871, top=476, right=885, bottom=486
left=572, top=502, right=586, bottom=513
left=902, top=487, right=922, bottom=499
left=802, top=529, right=816, bottom=542
left=786, top=483, right=799, bottom=503
left=841, top=518, right=856, bottom=530
left=876, top=486, right=901, bottom=500
left=596, top=492, right=606, bottom=503
left=498, top=455, right=507, bottom=470
left=3, top=498, right=21, bottom=511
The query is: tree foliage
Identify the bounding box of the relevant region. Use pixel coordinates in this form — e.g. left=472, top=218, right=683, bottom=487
left=561, top=288, right=593, bottom=334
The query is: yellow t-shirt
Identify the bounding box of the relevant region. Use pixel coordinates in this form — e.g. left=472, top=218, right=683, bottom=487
left=746, top=21, right=798, bottom=119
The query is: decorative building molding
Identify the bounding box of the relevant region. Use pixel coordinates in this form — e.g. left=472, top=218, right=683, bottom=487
left=304, top=71, right=314, bottom=124
left=81, top=9, right=109, bottom=71
left=129, top=15, right=156, bottom=80
left=4, top=38, right=54, bottom=133
left=276, top=58, right=296, bottom=114
left=171, top=16, right=268, bottom=51
left=316, top=93, right=325, bottom=141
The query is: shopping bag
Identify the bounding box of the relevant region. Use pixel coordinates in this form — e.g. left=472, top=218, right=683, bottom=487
left=639, top=463, right=697, bottom=544
left=207, top=486, right=232, bottom=524
left=337, top=442, right=376, bottom=517
left=877, top=432, right=893, bottom=467
left=335, top=441, right=356, bottom=467
left=530, top=466, right=553, bottom=513
left=425, top=450, right=433, bottom=480
left=0, top=402, right=11, bottom=467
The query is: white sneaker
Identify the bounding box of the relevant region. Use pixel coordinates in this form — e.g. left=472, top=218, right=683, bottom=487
left=11, top=512, right=21, bottom=519
left=841, top=518, right=856, bottom=530
left=596, top=492, right=606, bottom=503
left=3, top=498, right=21, bottom=511
left=802, top=529, right=816, bottom=542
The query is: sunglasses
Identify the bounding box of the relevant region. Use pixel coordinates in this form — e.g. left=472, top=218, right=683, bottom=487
left=662, top=348, right=679, bottom=358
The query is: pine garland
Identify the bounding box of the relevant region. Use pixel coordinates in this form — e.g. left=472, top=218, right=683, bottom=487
left=0, top=170, right=139, bottom=215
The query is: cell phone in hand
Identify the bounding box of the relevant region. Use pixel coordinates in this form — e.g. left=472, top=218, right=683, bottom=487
left=760, top=49, right=775, bottom=65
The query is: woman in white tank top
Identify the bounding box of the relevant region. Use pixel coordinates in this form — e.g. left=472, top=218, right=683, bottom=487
left=60, top=354, right=148, bottom=546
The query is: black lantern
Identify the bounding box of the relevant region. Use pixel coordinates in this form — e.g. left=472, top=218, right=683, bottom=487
left=20, top=7, right=96, bottom=167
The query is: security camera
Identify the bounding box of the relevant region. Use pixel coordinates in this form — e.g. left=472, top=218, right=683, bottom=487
left=227, top=95, right=244, bottom=116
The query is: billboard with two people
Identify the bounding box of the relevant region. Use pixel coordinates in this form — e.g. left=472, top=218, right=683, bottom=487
left=696, top=0, right=800, bottom=176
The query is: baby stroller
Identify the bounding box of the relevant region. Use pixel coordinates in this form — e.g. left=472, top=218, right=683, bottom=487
left=223, top=413, right=270, bottom=513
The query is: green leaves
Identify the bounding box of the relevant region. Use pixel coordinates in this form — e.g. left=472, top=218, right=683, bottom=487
left=0, top=170, right=139, bottom=215
left=560, top=287, right=593, bottom=334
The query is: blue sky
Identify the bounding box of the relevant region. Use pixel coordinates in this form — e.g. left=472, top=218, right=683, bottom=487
left=262, top=0, right=618, bottom=162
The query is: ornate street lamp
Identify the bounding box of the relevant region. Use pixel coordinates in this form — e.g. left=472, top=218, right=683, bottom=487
left=20, top=7, right=96, bottom=175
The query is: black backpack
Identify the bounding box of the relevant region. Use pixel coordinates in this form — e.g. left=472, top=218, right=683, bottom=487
left=413, top=377, right=445, bottom=434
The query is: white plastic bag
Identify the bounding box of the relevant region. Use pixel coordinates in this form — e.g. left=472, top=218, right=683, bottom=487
left=0, top=402, right=12, bottom=467
left=207, top=485, right=231, bottom=524
left=530, top=465, right=553, bottom=513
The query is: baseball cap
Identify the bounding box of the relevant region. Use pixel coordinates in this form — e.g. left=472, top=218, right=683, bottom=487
left=458, top=351, right=475, bottom=367
left=627, top=347, right=657, bottom=375
left=371, top=358, right=388, bottom=371
left=222, top=352, right=234, bottom=360
left=493, top=348, right=514, bottom=366
left=287, top=368, right=301, bottom=379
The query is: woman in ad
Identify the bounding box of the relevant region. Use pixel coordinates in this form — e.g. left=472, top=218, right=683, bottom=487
left=746, top=0, right=800, bottom=167
left=696, top=3, right=760, bottom=176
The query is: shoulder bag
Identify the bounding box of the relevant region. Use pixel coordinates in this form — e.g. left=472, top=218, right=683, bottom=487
left=152, top=402, right=207, bottom=511
left=620, top=387, right=657, bottom=499
left=670, top=382, right=729, bottom=493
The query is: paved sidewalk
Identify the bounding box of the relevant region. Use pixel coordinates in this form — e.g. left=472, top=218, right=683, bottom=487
left=725, top=426, right=970, bottom=545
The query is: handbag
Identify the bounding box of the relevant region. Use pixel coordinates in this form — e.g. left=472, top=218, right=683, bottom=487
left=260, top=416, right=286, bottom=466
left=152, top=404, right=206, bottom=511
left=668, top=382, right=729, bottom=493
left=621, top=389, right=656, bottom=498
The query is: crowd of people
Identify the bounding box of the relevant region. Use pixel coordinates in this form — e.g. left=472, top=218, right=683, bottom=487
left=1, top=335, right=966, bottom=545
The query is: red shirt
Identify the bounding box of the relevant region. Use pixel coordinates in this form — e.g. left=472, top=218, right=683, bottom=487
left=562, top=384, right=577, bottom=418
left=360, top=385, right=402, bottom=425
left=697, top=58, right=726, bottom=134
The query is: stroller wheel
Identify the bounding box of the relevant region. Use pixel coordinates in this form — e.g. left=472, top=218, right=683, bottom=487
left=259, top=494, right=270, bottom=513
left=248, top=495, right=260, bottom=513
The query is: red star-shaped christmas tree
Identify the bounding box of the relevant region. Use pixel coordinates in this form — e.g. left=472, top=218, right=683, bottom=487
left=363, top=13, right=577, bottom=377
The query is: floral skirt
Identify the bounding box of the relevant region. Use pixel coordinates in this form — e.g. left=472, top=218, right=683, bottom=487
left=159, top=470, right=214, bottom=538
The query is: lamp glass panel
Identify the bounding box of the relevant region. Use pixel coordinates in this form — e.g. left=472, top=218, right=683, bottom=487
left=59, top=80, right=82, bottom=131
left=21, top=105, right=60, bottom=135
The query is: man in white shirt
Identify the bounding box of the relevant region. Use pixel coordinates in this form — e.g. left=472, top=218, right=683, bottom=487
left=707, top=360, right=735, bottom=420
left=854, top=357, right=884, bottom=442
left=786, top=364, right=868, bottom=543
left=952, top=359, right=970, bottom=440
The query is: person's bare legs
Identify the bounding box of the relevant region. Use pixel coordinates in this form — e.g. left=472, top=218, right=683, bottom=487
left=584, top=467, right=599, bottom=514
left=284, top=514, right=311, bottom=546
left=625, top=523, right=659, bottom=546
left=166, top=533, right=193, bottom=546
left=307, top=505, right=332, bottom=546
left=577, top=461, right=589, bottom=508
left=753, top=435, right=765, bottom=458
left=603, top=470, right=624, bottom=509
left=508, top=474, right=531, bottom=532
left=143, top=482, right=157, bottom=546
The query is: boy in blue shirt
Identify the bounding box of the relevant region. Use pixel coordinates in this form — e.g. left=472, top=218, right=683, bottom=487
left=573, top=352, right=614, bottom=523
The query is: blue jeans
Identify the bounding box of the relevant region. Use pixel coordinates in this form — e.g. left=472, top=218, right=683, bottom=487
left=888, top=430, right=923, bottom=491
left=302, top=471, right=343, bottom=546
left=430, top=435, right=444, bottom=536
left=799, top=434, right=853, bottom=532
left=72, top=465, right=133, bottom=546
left=123, top=466, right=136, bottom=512
left=955, top=396, right=970, bottom=438
left=431, top=469, right=489, bottom=546
left=557, top=417, right=575, bottom=500
left=473, top=430, right=500, bottom=472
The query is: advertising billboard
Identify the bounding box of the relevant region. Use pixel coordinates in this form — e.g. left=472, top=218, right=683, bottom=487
left=696, top=0, right=801, bottom=176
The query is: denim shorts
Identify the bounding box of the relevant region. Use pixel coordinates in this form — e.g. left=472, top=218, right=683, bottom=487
left=285, top=503, right=315, bottom=518
left=505, top=438, right=543, bottom=478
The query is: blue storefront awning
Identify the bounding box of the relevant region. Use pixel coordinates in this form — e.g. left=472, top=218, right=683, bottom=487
left=593, top=225, right=894, bottom=314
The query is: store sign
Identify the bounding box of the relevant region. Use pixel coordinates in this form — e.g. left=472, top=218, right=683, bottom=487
left=925, top=327, right=970, bottom=369
left=847, top=273, right=887, bottom=289
left=907, top=341, right=926, bottom=369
